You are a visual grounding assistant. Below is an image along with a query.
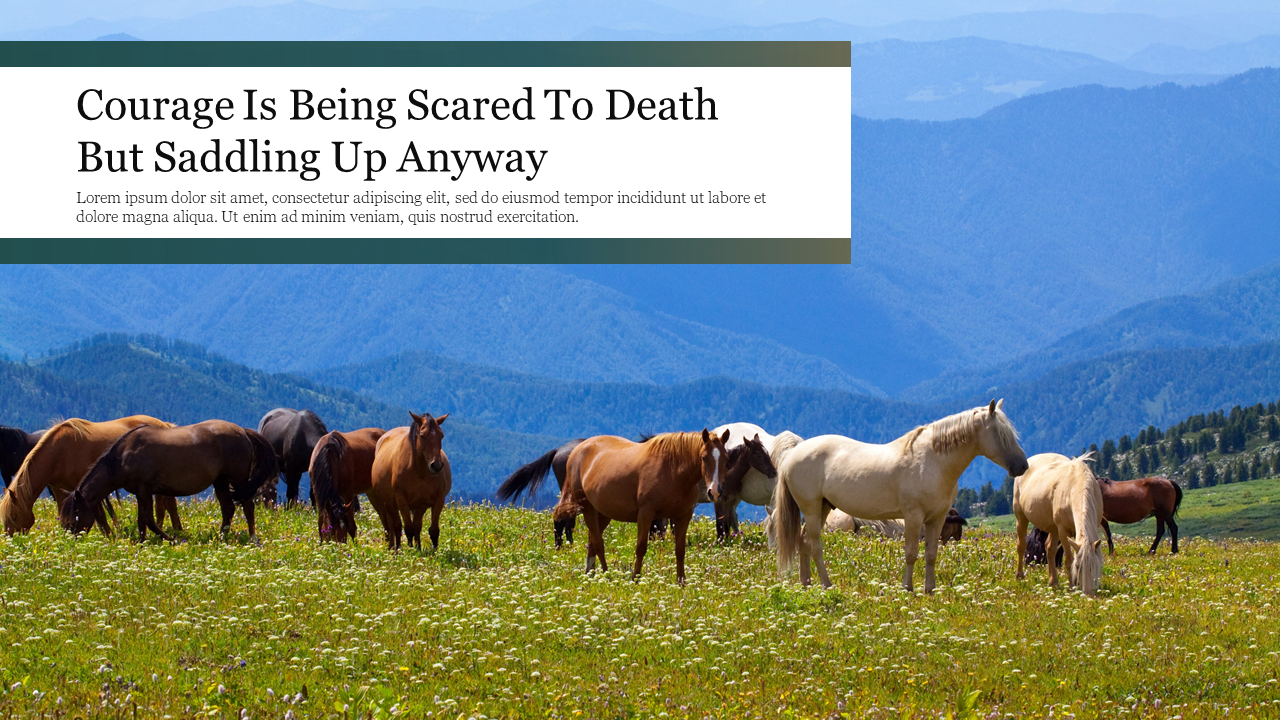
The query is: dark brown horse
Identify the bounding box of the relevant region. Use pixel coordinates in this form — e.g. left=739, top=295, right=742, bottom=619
left=1097, top=475, right=1184, bottom=554
left=940, top=508, right=968, bottom=544
left=497, top=438, right=585, bottom=547
left=0, top=426, right=45, bottom=488
left=706, top=433, right=779, bottom=536
left=369, top=412, right=449, bottom=550
left=554, top=429, right=730, bottom=584
left=257, top=408, right=329, bottom=505
left=60, top=421, right=277, bottom=541
left=309, top=427, right=386, bottom=543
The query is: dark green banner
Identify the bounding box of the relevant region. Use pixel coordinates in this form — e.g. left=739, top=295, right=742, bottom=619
left=0, top=41, right=850, bottom=68
left=0, top=238, right=851, bottom=263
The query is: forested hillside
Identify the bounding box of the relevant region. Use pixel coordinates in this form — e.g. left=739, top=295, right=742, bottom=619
left=0, top=336, right=560, bottom=500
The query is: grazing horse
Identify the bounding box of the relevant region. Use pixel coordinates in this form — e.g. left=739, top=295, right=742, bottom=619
left=775, top=400, right=1028, bottom=592
left=61, top=421, right=276, bottom=541
left=257, top=408, right=329, bottom=505
left=1, top=416, right=174, bottom=535
left=823, top=507, right=966, bottom=543
left=554, top=429, right=731, bottom=584
left=1014, top=453, right=1105, bottom=595
left=1096, top=476, right=1184, bottom=555
left=496, top=438, right=585, bottom=547
left=368, top=412, right=450, bottom=550
left=1025, top=528, right=1063, bottom=567
left=0, top=426, right=45, bottom=488
left=708, top=423, right=784, bottom=539
left=309, top=428, right=386, bottom=543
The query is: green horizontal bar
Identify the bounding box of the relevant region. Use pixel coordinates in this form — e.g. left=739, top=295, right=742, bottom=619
left=0, top=41, right=851, bottom=68
left=0, top=238, right=851, bottom=263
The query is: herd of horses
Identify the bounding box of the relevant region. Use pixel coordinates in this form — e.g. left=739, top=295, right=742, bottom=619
left=0, top=399, right=1185, bottom=595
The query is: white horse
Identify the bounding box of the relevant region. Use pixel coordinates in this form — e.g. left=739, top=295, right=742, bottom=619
left=773, top=400, right=1028, bottom=592
left=707, top=423, right=801, bottom=539
left=1014, top=452, right=1104, bottom=596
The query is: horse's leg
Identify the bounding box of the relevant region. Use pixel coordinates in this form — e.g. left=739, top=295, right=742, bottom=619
left=410, top=507, right=426, bottom=550
left=632, top=506, right=656, bottom=580
left=1150, top=517, right=1165, bottom=555
left=1102, top=519, right=1115, bottom=556
left=729, top=502, right=741, bottom=536
left=673, top=512, right=693, bottom=585
left=241, top=497, right=258, bottom=543
left=1169, top=515, right=1179, bottom=554
left=581, top=506, right=602, bottom=572
left=554, top=518, right=565, bottom=548
left=597, top=518, right=611, bottom=573
left=214, top=484, right=236, bottom=535
left=285, top=472, right=301, bottom=505
left=566, top=514, right=576, bottom=545
left=901, top=514, right=924, bottom=593
left=428, top=502, right=443, bottom=550
left=1046, top=533, right=1061, bottom=588
left=809, top=505, right=834, bottom=589
left=922, top=516, right=946, bottom=595
left=1015, top=516, right=1029, bottom=580
left=137, top=493, right=173, bottom=542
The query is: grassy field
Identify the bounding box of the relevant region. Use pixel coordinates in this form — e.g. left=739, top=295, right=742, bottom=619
left=978, top=476, right=1280, bottom=542
left=1, top=500, right=1279, bottom=719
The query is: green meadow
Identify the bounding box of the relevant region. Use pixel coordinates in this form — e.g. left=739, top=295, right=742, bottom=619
left=979, top=476, right=1280, bottom=542
left=1, top=500, right=1278, bottom=720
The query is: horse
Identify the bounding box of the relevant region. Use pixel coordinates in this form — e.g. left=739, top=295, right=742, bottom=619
left=824, top=507, right=966, bottom=543
left=496, top=438, right=585, bottom=547
left=553, top=429, right=731, bottom=584
left=309, top=427, right=386, bottom=543
left=60, top=421, right=277, bottom=542
left=1, top=416, right=174, bottom=535
left=774, top=400, right=1028, bottom=592
left=1025, top=528, right=1062, bottom=567
left=1096, top=475, right=1184, bottom=554
left=708, top=423, right=784, bottom=540
left=1014, top=453, right=1105, bottom=596
left=154, top=495, right=183, bottom=533
left=257, top=408, right=329, bottom=505
left=0, top=426, right=45, bottom=488
left=368, top=412, right=450, bottom=550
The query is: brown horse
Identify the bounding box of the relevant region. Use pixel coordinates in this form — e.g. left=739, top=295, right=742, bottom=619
left=554, top=428, right=731, bottom=584
left=60, top=421, right=277, bottom=541
left=309, top=428, right=386, bottom=543
left=1097, top=475, right=1184, bottom=554
left=940, top=508, right=968, bottom=544
left=1, top=416, right=174, bottom=535
left=368, top=412, right=449, bottom=550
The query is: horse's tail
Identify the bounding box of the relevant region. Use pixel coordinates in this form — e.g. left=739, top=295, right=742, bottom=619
left=310, top=434, right=352, bottom=539
left=1171, top=479, right=1184, bottom=519
left=496, top=445, right=562, bottom=502
left=770, top=431, right=804, bottom=470
left=236, top=429, right=278, bottom=504
left=772, top=459, right=804, bottom=577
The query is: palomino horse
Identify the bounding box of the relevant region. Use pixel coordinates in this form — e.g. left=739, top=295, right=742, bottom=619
left=708, top=423, right=783, bottom=540
left=1014, top=453, right=1105, bottom=595
left=1097, top=476, right=1184, bottom=554
left=774, top=400, right=1028, bottom=592
left=554, top=429, right=731, bottom=584
left=61, top=421, right=276, bottom=541
left=309, top=427, right=386, bottom=542
left=496, top=438, right=586, bottom=547
left=1, top=416, right=174, bottom=535
left=257, top=408, right=329, bottom=505
left=0, top=425, right=45, bottom=487
left=368, top=412, right=450, bottom=550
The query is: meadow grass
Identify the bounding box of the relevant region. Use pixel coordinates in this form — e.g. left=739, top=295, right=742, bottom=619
left=978, top=476, right=1280, bottom=541
left=1, top=499, right=1278, bottom=719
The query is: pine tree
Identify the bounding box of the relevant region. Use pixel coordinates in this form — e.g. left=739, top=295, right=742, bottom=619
left=1268, top=415, right=1279, bottom=442
left=1186, top=466, right=1201, bottom=489
left=1102, top=439, right=1116, bottom=467
left=1250, top=454, right=1262, bottom=480
left=1204, top=463, right=1218, bottom=487
left=1119, top=435, right=1132, bottom=453
left=1138, top=451, right=1149, bottom=475
left=1120, top=458, right=1134, bottom=480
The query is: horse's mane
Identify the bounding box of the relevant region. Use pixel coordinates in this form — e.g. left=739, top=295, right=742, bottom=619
left=1069, top=454, right=1101, bottom=540
left=904, top=404, right=1020, bottom=455
left=770, top=431, right=804, bottom=468
left=642, top=432, right=706, bottom=463
left=1, top=419, right=87, bottom=529
left=0, top=426, right=26, bottom=446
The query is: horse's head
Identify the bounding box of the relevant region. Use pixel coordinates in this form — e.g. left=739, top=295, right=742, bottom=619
left=59, top=489, right=97, bottom=534
left=976, top=399, right=1029, bottom=478
left=711, top=433, right=775, bottom=503
left=408, top=411, right=448, bottom=474
left=700, top=428, right=732, bottom=500
left=1066, top=536, right=1104, bottom=596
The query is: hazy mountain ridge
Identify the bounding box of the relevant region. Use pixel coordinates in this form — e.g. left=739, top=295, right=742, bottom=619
left=0, top=265, right=878, bottom=394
